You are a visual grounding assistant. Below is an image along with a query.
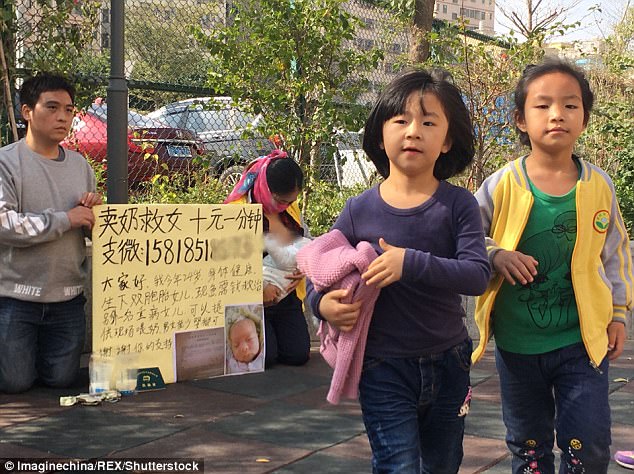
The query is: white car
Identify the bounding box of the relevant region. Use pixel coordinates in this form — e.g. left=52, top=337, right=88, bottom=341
left=318, top=131, right=376, bottom=188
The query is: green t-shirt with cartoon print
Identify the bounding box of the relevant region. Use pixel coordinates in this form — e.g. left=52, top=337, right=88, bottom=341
left=493, top=161, right=582, bottom=354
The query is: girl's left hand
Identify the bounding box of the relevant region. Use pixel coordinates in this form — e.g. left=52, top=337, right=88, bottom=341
left=284, top=269, right=304, bottom=293
left=607, top=321, right=626, bottom=360
left=362, top=238, right=405, bottom=288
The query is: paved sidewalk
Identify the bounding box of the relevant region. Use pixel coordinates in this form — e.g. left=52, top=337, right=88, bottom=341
left=0, top=340, right=633, bottom=473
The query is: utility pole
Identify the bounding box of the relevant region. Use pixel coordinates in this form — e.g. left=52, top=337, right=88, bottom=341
left=106, top=0, right=128, bottom=203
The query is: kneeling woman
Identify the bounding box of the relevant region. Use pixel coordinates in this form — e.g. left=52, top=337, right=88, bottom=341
left=224, top=151, right=311, bottom=367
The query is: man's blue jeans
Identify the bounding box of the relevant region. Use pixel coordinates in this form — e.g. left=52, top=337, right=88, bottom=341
left=495, top=343, right=611, bottom=474
left=0, top=295, right=86, bottom=393
left=358, top=338, right=472, bottom=474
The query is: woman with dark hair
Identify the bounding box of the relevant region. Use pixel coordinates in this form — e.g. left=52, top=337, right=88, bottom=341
left=224, top=150, right=310, bottom=368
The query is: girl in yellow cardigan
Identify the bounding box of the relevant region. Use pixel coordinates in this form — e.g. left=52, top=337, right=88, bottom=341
left=474, top=58, right=633, bottom=473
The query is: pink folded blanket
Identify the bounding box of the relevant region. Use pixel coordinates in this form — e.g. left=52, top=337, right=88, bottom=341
left=297, top=229, right=379, bottom=404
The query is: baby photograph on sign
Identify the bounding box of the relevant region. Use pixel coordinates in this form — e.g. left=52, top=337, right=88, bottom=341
left=225, top=304, right=265, bottom=375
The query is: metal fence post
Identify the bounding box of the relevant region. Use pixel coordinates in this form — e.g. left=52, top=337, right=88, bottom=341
left=106, top=0, right=128, bottom=203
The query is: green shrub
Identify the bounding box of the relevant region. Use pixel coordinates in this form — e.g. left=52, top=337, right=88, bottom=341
left=303, top=181, right=370, bottom=236
left=130, top=171, right=227, bottom=205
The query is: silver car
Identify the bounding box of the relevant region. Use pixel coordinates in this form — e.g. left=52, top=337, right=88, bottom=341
left=149, top=97, right=274, bottom=185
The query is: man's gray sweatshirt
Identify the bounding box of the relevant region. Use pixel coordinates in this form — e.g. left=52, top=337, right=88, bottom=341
left=0, top=139, right=96, bottom=302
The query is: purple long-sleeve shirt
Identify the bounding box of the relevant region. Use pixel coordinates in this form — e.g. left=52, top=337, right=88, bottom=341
left=306, top=181, right=490, bottom=358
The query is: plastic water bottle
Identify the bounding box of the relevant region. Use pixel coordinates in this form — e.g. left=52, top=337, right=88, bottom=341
left=89, top=354, right=113, bottom=394
left=114, top=367, right=138, bottom=395
left=113, top=353, right=139, bottom=395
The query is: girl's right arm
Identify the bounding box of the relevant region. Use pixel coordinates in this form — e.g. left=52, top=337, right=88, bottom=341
left=304, top=198, right=362, bottom=332
left=306, top=279, right=362, bottom=332
left=318, top=288, right=362, bottom=332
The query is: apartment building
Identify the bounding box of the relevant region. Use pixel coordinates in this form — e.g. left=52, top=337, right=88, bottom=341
left=544, top=38, right=606, bottom=66
left=434, top=0, right=496, bottom=35
left=345, top=0, right=498, bottom=103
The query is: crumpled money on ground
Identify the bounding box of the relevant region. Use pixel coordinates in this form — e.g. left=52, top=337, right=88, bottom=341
left=60, top=390, right=121, bottom=406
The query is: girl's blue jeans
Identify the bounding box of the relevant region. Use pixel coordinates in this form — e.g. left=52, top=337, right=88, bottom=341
left=495, top=343, right=611, bottom=474
left=0, top=295, right=86, bottom=393
left=358, top=338, right=472, bottom=474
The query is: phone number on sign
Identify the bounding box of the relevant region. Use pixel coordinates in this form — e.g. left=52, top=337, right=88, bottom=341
left=101, top=234, right=258, bottom=266
left=144, top=235, right=256, bottom=265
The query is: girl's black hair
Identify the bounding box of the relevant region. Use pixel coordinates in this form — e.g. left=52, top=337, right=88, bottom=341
left=362, top=69, right=475, bottom=180
left=20, top=72, right=76, bottom=109
left=266, top=157, right=304, bottom=194
left=513, top=58, right=594, bottom=147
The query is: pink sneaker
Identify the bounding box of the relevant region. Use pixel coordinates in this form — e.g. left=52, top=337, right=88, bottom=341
left=615, top=451, right=634, bottom=470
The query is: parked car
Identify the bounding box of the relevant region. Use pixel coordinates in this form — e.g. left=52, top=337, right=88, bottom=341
left=148, top=97, right=275, bottom=184
left=319, top=130, right=377, bottom=188
left=62, top=101, right=203, bottom=185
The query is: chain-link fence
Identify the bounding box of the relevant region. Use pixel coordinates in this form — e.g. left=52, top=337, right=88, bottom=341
left=1, top=0, right=441, bottom=189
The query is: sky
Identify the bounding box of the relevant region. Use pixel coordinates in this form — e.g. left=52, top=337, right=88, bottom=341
left=494, top=0, right=630, bottom=41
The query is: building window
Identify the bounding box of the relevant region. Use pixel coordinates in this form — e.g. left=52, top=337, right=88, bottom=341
left=460, top=8, right=485, bottom=19
left=452, top=12, right=458, bottom=19
left=442, top=4, right=447, bottom=13
left=101, top=32, right=110, bottom=49
left=355, top=38, right=376, bottom=50
left=390, top=42, right=403, bottom=53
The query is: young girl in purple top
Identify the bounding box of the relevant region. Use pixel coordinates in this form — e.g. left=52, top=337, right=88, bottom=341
left=306, top=70, right=490, bottom=473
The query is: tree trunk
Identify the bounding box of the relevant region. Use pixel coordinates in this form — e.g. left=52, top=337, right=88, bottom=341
left=303, top=136, right=326, bottom=217
left=410, top=0, right=434, bottom=63
left=0, top=31, right=18, bottom=143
